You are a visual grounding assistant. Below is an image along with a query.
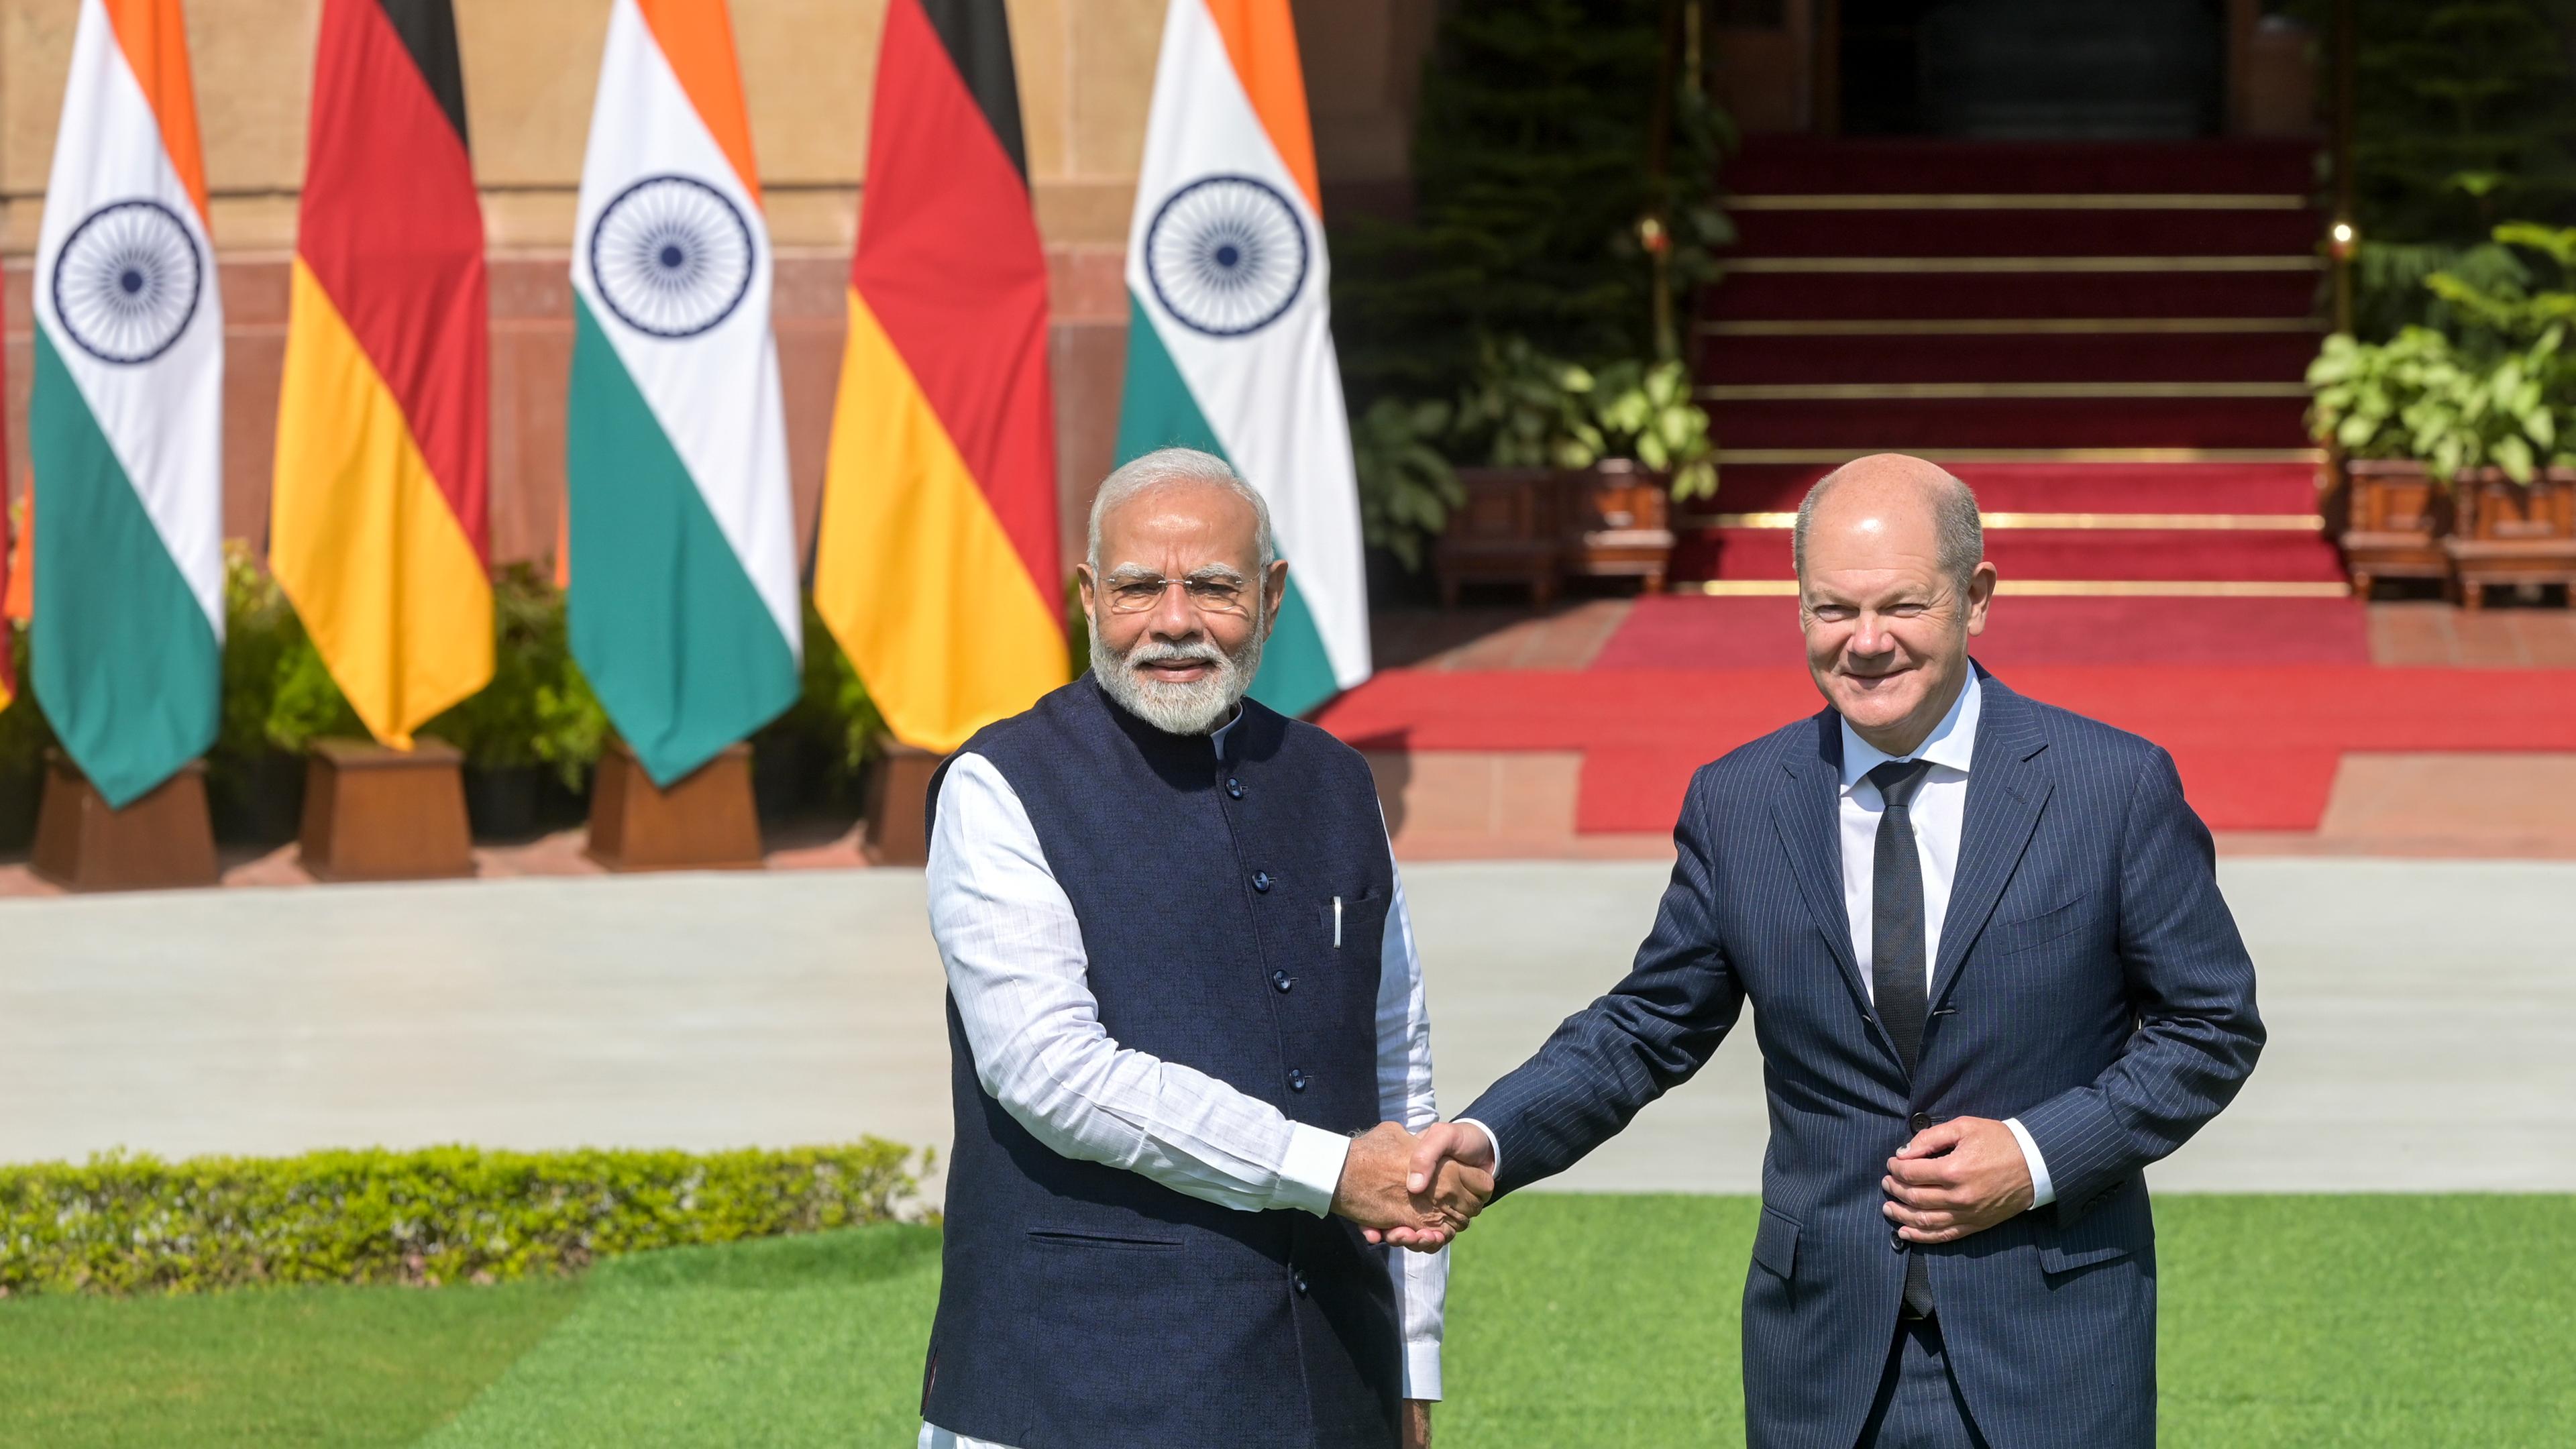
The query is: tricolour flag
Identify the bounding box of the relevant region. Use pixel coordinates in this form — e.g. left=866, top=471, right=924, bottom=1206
left=30, top=0, right=223, bottom=806
left=2, top=278, right=15, bottom=712
left=568, top=0, right=800, bottom=786
left=1116, top=0, right=1368, bottom=716
left=271, top=0, right=491, bottom=749
left=814, top=0, right=1065, bottom=753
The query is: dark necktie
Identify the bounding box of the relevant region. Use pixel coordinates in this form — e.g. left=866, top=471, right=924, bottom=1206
left=1868, top=756, right=1938, bottom=1318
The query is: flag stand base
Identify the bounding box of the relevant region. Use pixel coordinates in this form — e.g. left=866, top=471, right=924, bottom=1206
left=863, top=742, right=938, bottom=867
left=32, top=754, right=219, bottom=892
left=586, top=741, right=763, bottom=872
left=299, top=738, right=474, bottom=881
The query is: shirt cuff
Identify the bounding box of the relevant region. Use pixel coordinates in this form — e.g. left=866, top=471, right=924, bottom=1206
left=1274, top=1122, right=1352, bottom=1217
left=1454, top=1118, right=1503, bottom=1182
left=1402, top=1338, right=1442, bottom=1401
left=2004, top=1117, right=2056, bottom=1208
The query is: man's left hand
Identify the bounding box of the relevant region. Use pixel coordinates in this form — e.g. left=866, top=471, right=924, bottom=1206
left=1882, top=1116, right=2033, bottom=1244
left=1401, top=1399, right=1432, bottom=1449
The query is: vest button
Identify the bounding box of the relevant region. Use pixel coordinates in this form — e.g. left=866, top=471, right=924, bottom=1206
left=1293, top=1272, right=1309, bottom=1296
left=1288, top=1069, right=1307, bottom=1092
left=1272, top=970, right=1293, bottom=993
left=1226, top=777, right=1244, bottom=799
left=1252, top=871, right=1272, bottom=893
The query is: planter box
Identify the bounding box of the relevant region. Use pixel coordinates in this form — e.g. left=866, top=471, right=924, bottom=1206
left=209, top=749, right=307, bottom=847
left=863, top=742, right=939, bottom=866
left=1433, top=466, right=1561, bottom=608
left=32, top=753, right=219, bottom=892
left=2337, top=458, right=2451, bottom=598
left=462, top=763, right=543, bottom=841
left=299, top=739, right=474, bottom=881
left=1562, top=460, right=1676, bottom=594
left=2447, top=468, right=2576, bottom=608
left=586, top=739, right=762, bottom=872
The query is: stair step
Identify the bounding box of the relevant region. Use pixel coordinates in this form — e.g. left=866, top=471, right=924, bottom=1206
left=1702, top=462, right=2323, bottom=514
left=1730, top=206, right=2320, bottom=258
left=1710, top=396, right=2310, bottom=449
left=1696, top=330, right=2320, bottom=384
left=1705, top=268, right=2321, bottom=321
left=1673, top=527, right=2347, bottom=584
left=1727, top=138, right=2318, bottom=195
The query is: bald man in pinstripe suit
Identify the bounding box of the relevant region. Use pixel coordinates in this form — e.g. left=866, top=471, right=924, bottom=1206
left=1391, top=455, right=2265, bottom=1448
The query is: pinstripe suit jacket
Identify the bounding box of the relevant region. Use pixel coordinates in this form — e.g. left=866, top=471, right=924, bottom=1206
left=1460, top=667, right=2264, bottom=1449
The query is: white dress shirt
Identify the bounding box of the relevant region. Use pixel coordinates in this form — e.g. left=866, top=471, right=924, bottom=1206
left=920, top=718, right=1447, bottom=1449
left=1462, top=672, right=2053, bottom=1204
left=1837, top=672, right=2053, bottom=1205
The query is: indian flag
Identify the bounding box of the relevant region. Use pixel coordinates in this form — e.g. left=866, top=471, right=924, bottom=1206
left=28, top=0, right=223, bottom=808
left=567, top=0, right=800, bottom=786
left=1116, top=0, right=1368, bottom=716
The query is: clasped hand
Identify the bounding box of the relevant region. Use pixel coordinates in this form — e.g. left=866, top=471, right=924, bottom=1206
left=1880, top=1115, right=2035, bottom=1244
left=1331, top=1122, right=1492, bottom=1252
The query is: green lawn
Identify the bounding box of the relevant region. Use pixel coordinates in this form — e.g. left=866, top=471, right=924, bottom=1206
left=0, top=1195, right=2567, bottom=1448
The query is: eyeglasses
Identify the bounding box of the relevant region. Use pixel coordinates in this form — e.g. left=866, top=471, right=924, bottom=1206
left=1101, top=574, right=1254, bottom=616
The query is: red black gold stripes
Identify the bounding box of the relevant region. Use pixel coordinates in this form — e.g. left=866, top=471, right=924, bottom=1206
left=813, top=0, right=1067, bottom=753
left=270, top=0, right=491, bottom=747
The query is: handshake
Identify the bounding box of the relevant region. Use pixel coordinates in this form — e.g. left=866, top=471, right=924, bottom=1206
left=1328, top=1120, right=1496, bottom=1252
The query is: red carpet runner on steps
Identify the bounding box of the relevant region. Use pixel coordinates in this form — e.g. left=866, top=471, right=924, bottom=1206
left=1323, top=141, right=2576, bottom=839
left=1682, top=137, right=2331, bottom=594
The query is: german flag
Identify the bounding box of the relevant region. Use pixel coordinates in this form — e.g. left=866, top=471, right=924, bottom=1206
left=270, top=0, right=490, bottom=747
left=1, top=280, right=15, bottom=712
left=814, top=0, right=1066, bottom=753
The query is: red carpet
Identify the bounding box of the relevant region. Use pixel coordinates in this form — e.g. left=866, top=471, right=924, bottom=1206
left=1729, top=207, right=2322, bottom=258
left=1592, top=596, right=2373, bottom=669
left=1715, top=397, right=2310, bottom=451
left=1316, top=665, right=2576, bottom=835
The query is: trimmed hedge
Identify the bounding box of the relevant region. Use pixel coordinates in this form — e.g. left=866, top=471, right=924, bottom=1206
left=0, top=1140, right=924, bottom=1296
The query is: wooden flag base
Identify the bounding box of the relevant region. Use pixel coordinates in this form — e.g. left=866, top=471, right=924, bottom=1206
left=32, top=754, right=220, bottom=892
left=299, top=738, right=475, bottom=881
left=863, top=742, right=939, bottom=867
left=586, top=740, right=763, bottom=872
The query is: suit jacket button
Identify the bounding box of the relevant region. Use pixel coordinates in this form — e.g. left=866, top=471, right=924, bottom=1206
left=1890, top=1231, right=1909, bottom=1253
left=1909, top=1112, right=1933, bottom=1132
left=1227, top=777, right=1244, bottom=799
left=1293, top=1273, right=1309, bottom=1295
left=1252, top=871, right=1272, bottom=893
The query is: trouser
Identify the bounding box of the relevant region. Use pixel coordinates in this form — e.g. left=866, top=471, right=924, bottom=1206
left=1854, top=1316, right=1989, bottom=1449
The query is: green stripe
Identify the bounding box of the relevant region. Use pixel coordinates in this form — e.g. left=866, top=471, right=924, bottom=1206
left=566, top=298, right=798, bottom=787
left=27, top=331, right=219, bottom=809
left=1112, top=294, right=1342, bottom=717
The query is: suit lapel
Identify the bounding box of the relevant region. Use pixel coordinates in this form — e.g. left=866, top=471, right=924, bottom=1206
left=1769, top=711, right=1898, bottom=1063
left=1929, top=672, right=2053, bottom=1015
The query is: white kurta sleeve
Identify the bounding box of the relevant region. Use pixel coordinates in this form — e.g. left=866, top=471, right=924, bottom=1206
left=1376, top=839, right=1450, bottom=1401
left=928, top=751, right=1353, bottom=1216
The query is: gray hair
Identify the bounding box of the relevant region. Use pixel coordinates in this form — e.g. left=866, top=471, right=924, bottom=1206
left=1087, top=447, right=1277, bottom=573
left=1792, top=458, right=1984, bottom=592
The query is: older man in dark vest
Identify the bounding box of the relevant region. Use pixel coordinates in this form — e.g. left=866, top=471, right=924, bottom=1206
left=916, top=447, right=1485, bottom=1449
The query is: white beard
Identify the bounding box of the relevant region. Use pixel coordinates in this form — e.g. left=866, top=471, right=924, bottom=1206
left=1091, top=619, right=1266, bottom=736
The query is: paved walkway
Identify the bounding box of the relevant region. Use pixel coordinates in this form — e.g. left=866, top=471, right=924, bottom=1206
left=2, top=859, right=2568, bottom=1195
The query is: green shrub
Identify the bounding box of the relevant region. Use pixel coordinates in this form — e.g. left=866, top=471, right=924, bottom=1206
left=0, top=1140, right=925, bottom=1296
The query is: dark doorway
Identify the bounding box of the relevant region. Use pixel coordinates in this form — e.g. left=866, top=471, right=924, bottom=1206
left=1839, top=0, right=2225, bottom=138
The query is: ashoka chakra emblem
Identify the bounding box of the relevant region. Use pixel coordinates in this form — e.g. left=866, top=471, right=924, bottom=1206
left=588, top=174, right=755, bottom=339
left=52, top=199, right=203, bottom=366
left=1144, top=174, right=1308, bottom=338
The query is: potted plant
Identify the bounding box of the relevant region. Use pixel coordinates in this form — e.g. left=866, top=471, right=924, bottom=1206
left=1564, top=358, right=1713, bottom=596
left=197, top=546, right=309, bottom=845
left=423, top=565, right=564, bottom=839
left=0, top=624, right=49, bottom=855
left=1350, top=396, right=1464, bottom=607
left=2310, top=327, right=2455, bottom=597
left=2416, top=226, right=2576, bottom=603
left=1434, top=338, right=1592, bottom=606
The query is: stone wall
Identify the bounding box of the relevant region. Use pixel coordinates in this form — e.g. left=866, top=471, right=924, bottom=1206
left=0, top=0, right=1434, bottom=572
